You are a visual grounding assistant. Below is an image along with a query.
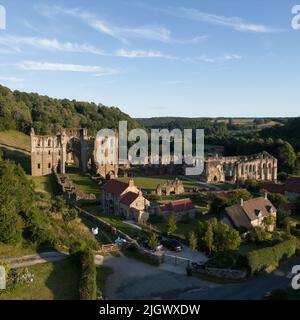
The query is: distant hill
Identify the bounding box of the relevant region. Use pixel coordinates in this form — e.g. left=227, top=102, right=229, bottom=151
left=0, top=84, right=140, bottom=136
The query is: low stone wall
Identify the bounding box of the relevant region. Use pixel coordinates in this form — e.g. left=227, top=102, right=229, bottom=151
left=192, top=264, right=247, bottom=280
left=75, top=206, right=138, bottom=246
left=52, top=171, right=97, bottom=203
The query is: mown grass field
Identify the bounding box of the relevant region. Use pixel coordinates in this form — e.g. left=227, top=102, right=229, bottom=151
left=117, top=175, right=201, bottom=192
left=0, top=259, right=80, bottom=300
left=31, top=175, right=58, bottom=197
left=79, top=203, right=145, bottom=239
left=66, top=166, right=101, bottom=196
left=0, top=130, right=30, bottom=152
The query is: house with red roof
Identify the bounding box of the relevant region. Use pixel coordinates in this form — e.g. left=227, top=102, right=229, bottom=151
left=155, top=198, right=196, bottom=221
left=102, top=179, right=150, bottom=223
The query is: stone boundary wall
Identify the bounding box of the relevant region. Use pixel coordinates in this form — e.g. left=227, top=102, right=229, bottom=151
left=52, top=171, right=98, bottom=204
left=192, top=265, right=247, bottom=280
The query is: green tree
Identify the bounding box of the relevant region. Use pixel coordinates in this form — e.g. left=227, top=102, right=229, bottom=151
left=188, top=231, right=198, bottom=252
left=167, top=213, right=177, bottom=236
left=148, top=233, right=159, bottom=251
left=204, top=222, right=215, bottom=255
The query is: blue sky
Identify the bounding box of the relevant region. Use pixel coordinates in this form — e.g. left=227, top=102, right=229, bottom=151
left=0, top=0, right=299, bottom=118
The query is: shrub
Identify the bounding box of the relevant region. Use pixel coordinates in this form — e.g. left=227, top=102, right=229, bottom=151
left=246, top=236, right=297, bottom=275
left=79, top=249, right=97, bottom=300
left=62, top=208, right=78, bottom=222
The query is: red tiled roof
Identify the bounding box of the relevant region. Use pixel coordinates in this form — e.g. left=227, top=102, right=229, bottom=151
left=161, top=198, right=195, bottom=213
left=119, top=192, right=139, bottom=206
left=103, top=179, right=129, bottom=196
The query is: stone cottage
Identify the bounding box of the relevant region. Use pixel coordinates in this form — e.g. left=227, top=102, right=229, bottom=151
left=102, top=179, right=150, bottom=224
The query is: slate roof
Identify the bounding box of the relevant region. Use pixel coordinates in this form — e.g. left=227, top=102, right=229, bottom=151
left=119, top=192, right=139, bottom=206
left=102, top=179, right=129, bottom=196
left=224, top=197, right=276, bottom=233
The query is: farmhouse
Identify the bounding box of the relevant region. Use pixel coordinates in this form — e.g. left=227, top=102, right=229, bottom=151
left=222, top=194, right=277, bottom=233
left=102, top=179, right=150, bottom=223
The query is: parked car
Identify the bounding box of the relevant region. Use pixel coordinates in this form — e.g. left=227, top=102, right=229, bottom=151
left=161, top=239, right=182, bottom=252
left=115, top=237, right=127, bottom=245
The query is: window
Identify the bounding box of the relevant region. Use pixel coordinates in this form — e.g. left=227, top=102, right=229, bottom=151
left=48, top=150, right=51, bottom=155
left=48, top=163, right=51, bottom=169
left=48, top=139, right=51, bottom=147
left=37, top=163, right=41, bottom=169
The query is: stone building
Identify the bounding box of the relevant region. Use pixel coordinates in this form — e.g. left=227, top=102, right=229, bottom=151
left=222, top=194, right=277, bottom=233
left=201, top=151, right=277, bottom=184
left=155, top=178, right=185, bottom=196
left=30, top=127, right=119, bottom=179
left=151, top=198, right=196, bottom=221
left=102, top=179, right=150, bottom=223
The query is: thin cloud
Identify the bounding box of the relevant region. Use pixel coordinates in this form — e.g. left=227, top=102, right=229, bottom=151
left=174, top=7, right=280, bottom=33
left=0, top=34, right=104, bottom=55
left=115, top=49, right=177, bottom=60
left=0, top=76, right=24, bottom=83
left=198, top=54, right=242, bottom=63
left=19, top=61, right=119, bottom=76
left=41, top=6, right=207, bottom=44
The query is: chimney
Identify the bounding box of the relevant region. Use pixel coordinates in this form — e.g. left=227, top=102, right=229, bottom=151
left=128, top=179, right=134, bottom=187
left=264, top=192, right=268, bottom=200
left=240, top=198, right=244, bottom=207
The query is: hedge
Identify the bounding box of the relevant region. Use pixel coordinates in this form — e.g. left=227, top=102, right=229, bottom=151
left=79, top=249, right=97, bottom=300
left=246, top=236, right=297, bottom=275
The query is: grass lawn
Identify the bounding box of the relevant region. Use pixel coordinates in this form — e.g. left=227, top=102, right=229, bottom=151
left=0, top=130, right=30, bottom=152
left=79, top=203, right=146, bottom=239
left=151, top=218, right=200, bottom=240
left=0, top=259, right=80, bottom=300
left=30, top=175, right=58, bottom=197
left=0, top=242, right=37, bottom=259
left=117, top=176, right=201, bottom=192
left=1, top=147, right=31, bottom=174
left=96, top=266, right=113, bottom=298
left=66, top=166, right=101, bottom=196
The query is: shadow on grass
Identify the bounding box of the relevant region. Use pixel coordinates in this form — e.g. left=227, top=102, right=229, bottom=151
left=45, top=258, right=80, bottom=300
left=1, top=147, right=31, bottom=174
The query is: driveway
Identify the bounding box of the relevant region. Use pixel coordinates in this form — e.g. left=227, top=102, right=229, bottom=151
left=102, top=254, right=218, bottom=300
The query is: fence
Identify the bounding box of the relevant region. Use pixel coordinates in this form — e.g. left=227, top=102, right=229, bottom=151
left=160, top=253, right=191, bottom=267
left=101, top=244, right=120, bottom=253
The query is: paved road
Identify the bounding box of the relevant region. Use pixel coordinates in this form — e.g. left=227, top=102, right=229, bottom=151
left=102, top=253, right=300, bottom=300
left=178, top=255, right=300, bottom=300
left=0, top=252, right=69, bottom=269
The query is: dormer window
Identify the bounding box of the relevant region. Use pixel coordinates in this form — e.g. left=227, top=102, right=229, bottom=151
left=255, top=209, right=262, bottom=218
left=267, top=206, right=273, bottom=214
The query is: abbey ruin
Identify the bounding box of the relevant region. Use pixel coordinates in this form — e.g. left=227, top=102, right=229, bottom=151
left=30, top=128, right=119, bottom=179
left=200, top=151, right=277, bottom=183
